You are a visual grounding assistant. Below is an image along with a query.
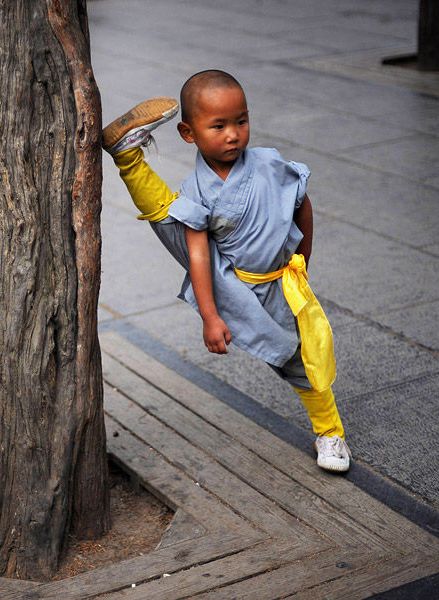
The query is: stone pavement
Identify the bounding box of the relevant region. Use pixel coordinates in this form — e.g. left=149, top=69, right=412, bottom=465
left=90, top=0, right=439, bottom=568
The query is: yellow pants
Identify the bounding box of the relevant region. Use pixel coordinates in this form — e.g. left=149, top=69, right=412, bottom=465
left=114, top=147, right=177, bottom=221
left=113, top=147, right=345, bottom=439
left=294, top=387, right=344, bottom=438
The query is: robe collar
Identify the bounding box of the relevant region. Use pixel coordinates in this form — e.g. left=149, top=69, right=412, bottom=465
left=195, top=150, right=248, bottom=203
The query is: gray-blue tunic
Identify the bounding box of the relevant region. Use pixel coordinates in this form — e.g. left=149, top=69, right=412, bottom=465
left=152, top=147, right=310, bottom=367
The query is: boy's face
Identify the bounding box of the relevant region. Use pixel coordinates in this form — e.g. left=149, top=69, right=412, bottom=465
left=178, top=86, right=249, bottom=179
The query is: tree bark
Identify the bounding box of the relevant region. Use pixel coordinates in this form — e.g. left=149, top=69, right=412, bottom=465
left=418, top=0, right=439, bottom=71
left=0, top=0, right=110, bottom=581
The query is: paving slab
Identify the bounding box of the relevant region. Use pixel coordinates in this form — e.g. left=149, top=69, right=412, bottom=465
left=259, top=111, right=411, bottom=153
left=293, top=13, right=416, bottom=40
left=128, top=307, right=298, bottom=418
left=295, top=46, right=439, bottom=99
left=425, top=175, right=439, bottom=188
left=241, top=60, right=437, bottom=122
left=422, top=243, right=439, bottom=257
left=346, top=373, right=439, bottom=504
left=284, top=22, right=409, bottom=52
left=311, top=213, right=439, bottom=318
left=285, top=148, right=439, bottom=249
left=336, top=133, right=439, bottom=181
left=371, top=300, right=439, bottom=351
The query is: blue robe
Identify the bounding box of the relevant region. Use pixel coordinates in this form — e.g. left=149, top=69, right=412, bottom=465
left=152, top=147, right=310, bottom=367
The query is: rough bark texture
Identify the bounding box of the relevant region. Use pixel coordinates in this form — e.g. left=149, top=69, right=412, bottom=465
left=418, top=0, right=439, bottom=70
left=0, top=0, right=110, bottom=581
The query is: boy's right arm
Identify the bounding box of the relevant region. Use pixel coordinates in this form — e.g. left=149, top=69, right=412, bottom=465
left=185, top=227, right=232, bottom=354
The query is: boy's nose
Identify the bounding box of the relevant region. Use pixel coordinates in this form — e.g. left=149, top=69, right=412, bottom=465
left=225, top=126, right=238, bottom=142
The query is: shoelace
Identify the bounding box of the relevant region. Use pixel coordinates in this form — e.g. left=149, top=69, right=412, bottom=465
left=111, top=130, right=158, bottom=155
left=319, top=436, right=345, bottom=458
left=143, top=133, right=159, bottom=156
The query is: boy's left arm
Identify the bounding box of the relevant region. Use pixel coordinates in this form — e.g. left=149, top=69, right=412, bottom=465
left=294, top=193, right=313, bottom=267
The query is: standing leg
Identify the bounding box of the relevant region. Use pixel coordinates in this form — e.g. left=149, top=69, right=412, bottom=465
left=274, top=349, right=351, bottom=472
left=293, top=386, right=345, bottom=439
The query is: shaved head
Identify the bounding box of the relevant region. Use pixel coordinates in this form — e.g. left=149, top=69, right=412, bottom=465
left=180, top=70, right=244, bottom=122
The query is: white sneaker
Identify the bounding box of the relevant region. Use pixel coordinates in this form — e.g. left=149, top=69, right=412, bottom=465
left=102, top=97, right=179, bottom=155
left=314, top=435, right=351, bottom=472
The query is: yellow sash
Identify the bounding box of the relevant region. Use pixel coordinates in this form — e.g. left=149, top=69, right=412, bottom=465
left=235, top=254, right=336, bottom=392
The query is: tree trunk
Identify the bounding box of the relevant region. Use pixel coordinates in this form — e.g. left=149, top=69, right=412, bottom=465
left=0, top=0, right=110, bottom=581
left=418, top=0, right=439, bottom=71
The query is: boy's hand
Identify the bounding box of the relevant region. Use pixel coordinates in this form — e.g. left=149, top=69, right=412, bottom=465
left=203, top=316, right=232, bottom=354
left=185, top=227, right=231, bottom=354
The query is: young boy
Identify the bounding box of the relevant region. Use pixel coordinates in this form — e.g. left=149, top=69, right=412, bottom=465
left=103, top=70, right=351, bottom=472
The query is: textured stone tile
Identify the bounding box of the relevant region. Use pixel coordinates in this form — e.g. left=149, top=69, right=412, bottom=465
left=236, top=41, right=336, bottom=63
left=127, top=297, right=357, bottom=366
left=243, top=61, right=432, bottom=120
left=310, top=214, right=439, bottom=315
left=283, top=149, right=439, bottom=249
left=266, top=321, right=439, bottom=432
left=372, top=301, right=439, bottom=351
left=304, top=13, right=416, bottom=40
left=261, top=111, right=410, bottom=152
left=126, top=305, right=298, bottom=423
left=183, top=0, right=347, bottom=21
left=424, top=175, right=439, bottom=188
left=96, top=63, right=184, bottom=107
left=318, top=299, right=358, bottom=329
left=331, top=321, right=439, bottom=400
left=336, top=134, right=439, bottom=180
left=423, top=244, right=439, bottom=257
left=340, top=375, right=439, bottom=508
left=126, top=298, right=334, bottom=425
left=194, top=313, right=439, bottom=415
left=297, top=47, right=439, bottom=100
left=287, top=23, right=408, bottom=52
left=90, top=4, right=335, bottom=74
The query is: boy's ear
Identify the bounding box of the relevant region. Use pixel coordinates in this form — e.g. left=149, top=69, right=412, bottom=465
left=177, top=121, right=195, bottom=144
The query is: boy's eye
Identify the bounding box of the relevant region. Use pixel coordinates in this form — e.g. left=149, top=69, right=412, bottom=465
left=239, top=119, right=248, bottom=125
left=212, top=124, right=223, bottom=129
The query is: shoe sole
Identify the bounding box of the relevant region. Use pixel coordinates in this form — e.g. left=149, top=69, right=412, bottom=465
left=314, top=442, right=351, bottom=473
left=317, top=459, right=350, bottom=473
left=102, top=97, right=179, bottom=150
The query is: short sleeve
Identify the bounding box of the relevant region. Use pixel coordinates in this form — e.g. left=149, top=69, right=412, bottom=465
left=288, top=161, right=311, bottom=208
left=168, top=193, right=211, bottom=230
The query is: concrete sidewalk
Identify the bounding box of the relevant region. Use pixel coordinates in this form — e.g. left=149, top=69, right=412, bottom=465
left=90, top=0, right=439, bottom=525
